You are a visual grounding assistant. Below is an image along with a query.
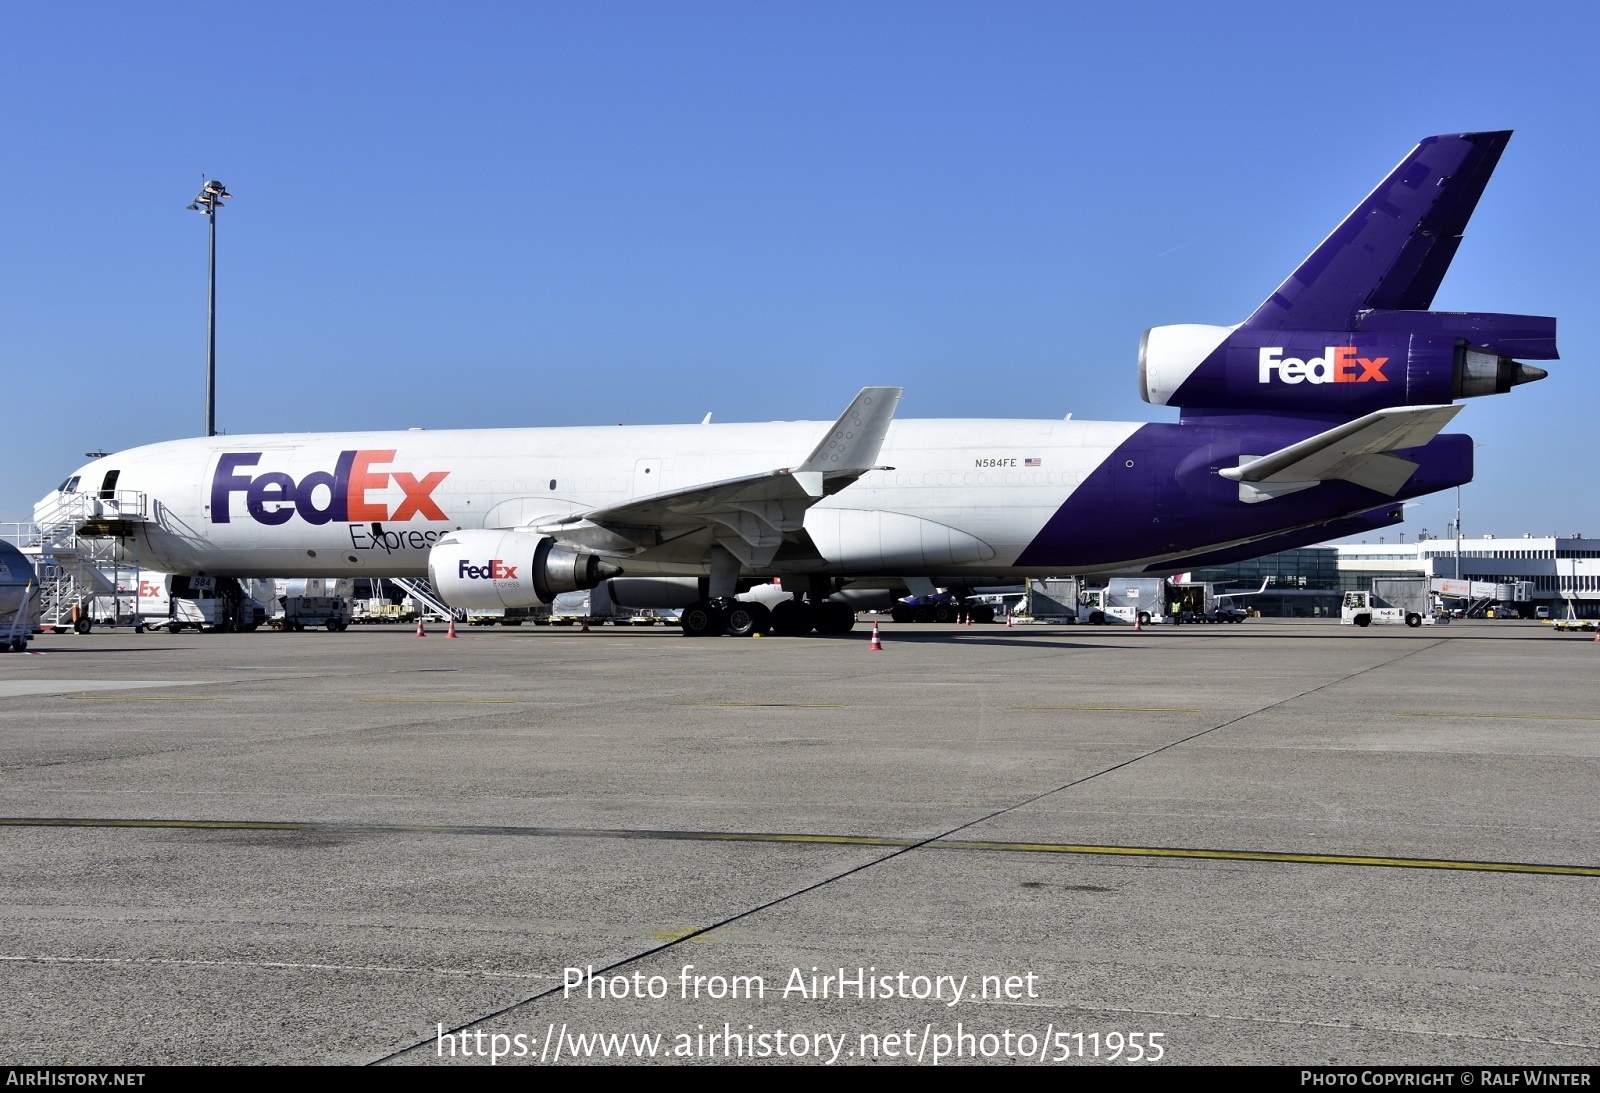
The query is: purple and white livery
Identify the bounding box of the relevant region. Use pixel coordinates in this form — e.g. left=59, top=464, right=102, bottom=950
left=36, top=132, right=1558, bottom=635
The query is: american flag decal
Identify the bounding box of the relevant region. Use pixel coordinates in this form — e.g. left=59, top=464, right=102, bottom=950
left=1024, top=457, right=1041, bottom=467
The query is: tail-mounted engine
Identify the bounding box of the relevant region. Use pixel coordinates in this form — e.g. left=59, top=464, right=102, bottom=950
left=1137, top=132, right=1562, bottom=418
left=427, top=530, right=623, bottom=610
left=1139, top=311, right=1555, bottom=416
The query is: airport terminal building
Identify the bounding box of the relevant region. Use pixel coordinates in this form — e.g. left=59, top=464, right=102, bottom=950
left=1190, top=535, right=1600, bottom=619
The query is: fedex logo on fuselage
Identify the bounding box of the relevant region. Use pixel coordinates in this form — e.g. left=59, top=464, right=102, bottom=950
left=458, top=559, right=518, bottom=580
left=211, top=450, right=450, bottom=525
left=1258, top=347, right=1388, bottom=385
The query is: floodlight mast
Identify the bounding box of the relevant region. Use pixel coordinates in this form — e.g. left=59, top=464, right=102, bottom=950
left=186, top=178, right=232, bottom=437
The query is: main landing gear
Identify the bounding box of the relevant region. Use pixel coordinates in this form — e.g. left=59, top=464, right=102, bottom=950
left=680, top=599, right=778, bottom=638
left=680, top=597, right=855, bottom=637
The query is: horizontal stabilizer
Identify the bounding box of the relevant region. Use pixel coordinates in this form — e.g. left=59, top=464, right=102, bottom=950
left=1245, top=132, right=1511, bottom=330
left=1220, top=403, right=1462, bottom=502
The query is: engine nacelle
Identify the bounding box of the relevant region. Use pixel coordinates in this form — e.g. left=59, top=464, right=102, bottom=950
left=1139, top=311, right=1555, bottom=414
left=427, top=530, right=623, bottom=609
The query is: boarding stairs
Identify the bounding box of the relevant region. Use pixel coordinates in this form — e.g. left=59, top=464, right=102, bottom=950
left=16, top=490, right=147, bottom=629
left=391, top=577, right=463, bottom=621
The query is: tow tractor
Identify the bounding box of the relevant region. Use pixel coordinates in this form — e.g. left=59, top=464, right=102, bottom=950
left=1341, top=590, right=1424, bottom=628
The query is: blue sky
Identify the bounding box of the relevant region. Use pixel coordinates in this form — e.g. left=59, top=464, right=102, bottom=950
left=3, top=1, right=1595, bottom=540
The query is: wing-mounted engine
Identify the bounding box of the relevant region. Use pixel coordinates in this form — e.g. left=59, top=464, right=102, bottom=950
left=427, top=530, right=623, bottom=609
left=1138, top=131, right=1558, bottom=419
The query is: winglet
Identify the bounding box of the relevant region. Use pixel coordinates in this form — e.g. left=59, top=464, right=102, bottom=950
left=797, top=387, right=902, bottom=476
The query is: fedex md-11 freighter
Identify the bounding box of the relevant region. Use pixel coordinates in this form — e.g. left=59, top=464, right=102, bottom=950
left=35, top=131, right=1558, bottom=636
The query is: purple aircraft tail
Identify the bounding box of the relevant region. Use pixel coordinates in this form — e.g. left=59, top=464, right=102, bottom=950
left=1244, top=131, right=1511, bottom=330
left=1137, top=131, right=1558, bottom=419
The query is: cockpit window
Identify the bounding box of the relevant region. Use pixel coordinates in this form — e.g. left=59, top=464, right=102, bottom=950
left=58, top=476, right=80, bottom=493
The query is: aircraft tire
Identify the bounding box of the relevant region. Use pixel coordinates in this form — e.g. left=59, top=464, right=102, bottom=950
left=725, top=601, right=771, bottom=638
left=912, top=606, right=933, bottom=623
left=770, top=600, right=814, bottom=636
left=813, top=602, right=855, bottom=634
left=972, top=604, right=996, bottom=624
left=932, top=603, right=954, bottom=623
left=891, top=604, right=913, bottom=624
left=679, top=601, right=727, bottom=638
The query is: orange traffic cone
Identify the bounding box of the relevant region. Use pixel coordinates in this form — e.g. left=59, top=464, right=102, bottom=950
left=1133, top=615, right=1142, bottom=631
left=869, top=621, right=883, bottom=651
left=580, top=620, right=590, bottom=632
left=446, top=618, right=458, bottom=639
left=1005, top=614, right=1013, bottom=629
left=415, top=618, right=426, bottom=638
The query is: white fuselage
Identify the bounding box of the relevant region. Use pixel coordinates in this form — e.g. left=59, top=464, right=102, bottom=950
left=40, top=417, right=1143, bottom=581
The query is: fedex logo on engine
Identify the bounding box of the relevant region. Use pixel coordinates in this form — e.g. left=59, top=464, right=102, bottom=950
left=458, top=559, right=518, bottom=580
left=1258, top=347, right=1388, bottom=385
left=211, top=450, right=449, bottom=525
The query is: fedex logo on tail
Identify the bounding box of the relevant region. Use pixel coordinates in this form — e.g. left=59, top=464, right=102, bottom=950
left=212, top=450, right=450, bottom=525
left=458, top=560, right=518, bottom=580
left=1259, top=347, right=1388, bottom=385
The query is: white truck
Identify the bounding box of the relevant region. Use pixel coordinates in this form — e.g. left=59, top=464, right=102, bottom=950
left=1092, top=577, right=1170, bottom=625
left=88, top=571, right=170, bottom=630
left=1344, top=576, right=1465, bottom=627
left=1342, top=579, right=1446, bottom=628
left=147, top=576, right=269, bottom=632
left=1340, top=590, right=1420, bottom=628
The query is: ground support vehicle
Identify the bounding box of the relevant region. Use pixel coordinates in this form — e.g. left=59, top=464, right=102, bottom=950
left=467, top=606, right=544, bottom=626
left=1341, top=588, right=1434, bottom=628
left=1341, top=579, right=1452, bottom=628
left=352, top=599, right=406, bottom=625
left=1170, top=583, right=1237, bottom=623
left=282, top=595, right=350, bottom=632
left=143, top=577, right=266, bottom=633
left=889, top=593, right=996, bottom=624
left=1549, top=616, right=1597, bottom=633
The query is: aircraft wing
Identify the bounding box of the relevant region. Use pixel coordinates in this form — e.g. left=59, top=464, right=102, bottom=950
left=1220, top=403, right=1462, bottom=502
left=574, top=387, right=902, bottom=565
